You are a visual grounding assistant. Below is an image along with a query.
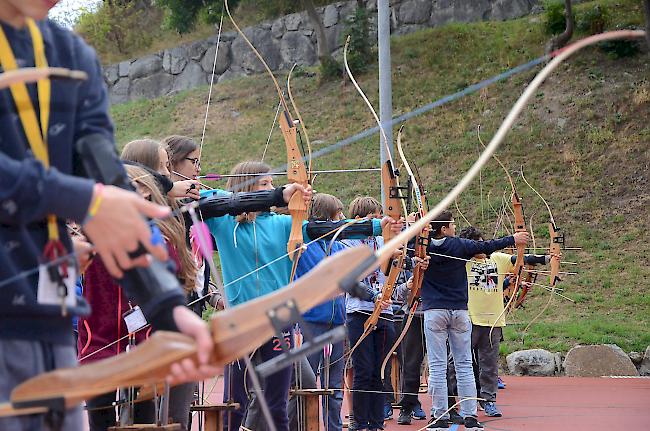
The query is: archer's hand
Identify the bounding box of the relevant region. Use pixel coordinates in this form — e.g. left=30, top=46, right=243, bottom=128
left=72, top=236, right=95, bottom=273
left=282, top=183, right=313, bottom=205
left=513, top=231, right=530, bottom=246
left=376, top=293, right=392, bottom=310
left=414, top=255, right=430, bottom=271
left=83, top=185, right=170, bottom=278
left=168, top=306, right=223, bottom=384
left=169, top=180, right=200, bottom=200
left=406, top=276, right=413, bottom=290
left=381, top=216, right=403, bottom=234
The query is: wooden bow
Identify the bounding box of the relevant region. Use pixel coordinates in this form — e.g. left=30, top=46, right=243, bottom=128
left=380, top=125, right=429, bottom=379
left=0, top=67, right=87, bottom=90
left=225, top=0, right=311, bottom=280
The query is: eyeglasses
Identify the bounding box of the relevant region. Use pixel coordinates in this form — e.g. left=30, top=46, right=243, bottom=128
left=184, top=157, right=201, bottom=168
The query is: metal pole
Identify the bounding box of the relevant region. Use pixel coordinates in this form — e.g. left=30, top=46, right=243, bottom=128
left=377, top=0, right=393, bottom=209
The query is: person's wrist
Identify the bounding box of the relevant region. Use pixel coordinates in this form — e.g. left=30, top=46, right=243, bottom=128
left=82, top=183, right=105, bottom=226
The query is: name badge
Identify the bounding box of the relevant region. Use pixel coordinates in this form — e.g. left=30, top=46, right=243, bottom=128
left=123, top=306, right=148, bottom=334
left=37, top=264, right=77, bottom=309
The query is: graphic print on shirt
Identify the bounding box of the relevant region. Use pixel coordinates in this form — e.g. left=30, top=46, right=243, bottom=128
left=468, top=260, right=499, bottom=294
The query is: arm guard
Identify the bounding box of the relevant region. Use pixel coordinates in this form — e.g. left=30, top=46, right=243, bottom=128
left=306, top=219, right=375, bottom=240
left=198, top=187, right=286, bottom=219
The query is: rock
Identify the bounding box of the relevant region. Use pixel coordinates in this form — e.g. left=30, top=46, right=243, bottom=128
left=271, top=18, right=285, bottom=38
left=129, top=54, right=162, bottom=80
left=109, top=78, right=129, bottom=105
left=325, top=23, right=344, bottom=51
left=285, top=12, right=302, bottom=31
left=200, top=42, right=231, bottom=75
left=491, top=0, right=535, bottom=21
left=640, top=346, right=650, bottom=376
left=104, top=65, right=119, bottom=86
left=172, top=62, right=206, bottom=93
left=506, top=349, right=557, bottom=376
left=323, top=4, right=339, bottom=27
left=163, top=46, right=188, bottom=75
left=629, top=351, right=644, bottom=366
left=280, top=32, right=317, bottom=66
left=187, top=39, right=211, bottom=61
left=564, top=345, right=639, bottom=377
left=231, top=27, right=281, bottom=73
left=118, top=60, right=131, bottom=77
left=129, top=72, right=174, bottom=100
left=399, top=0, right=432, bottom=25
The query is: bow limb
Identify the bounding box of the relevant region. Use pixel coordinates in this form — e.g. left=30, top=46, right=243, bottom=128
left=0, top=67, right=87, bottom=90
left=10, top=246, right=372, bottom=412
left=225, top=0, right=310, bottom=267
left=520, top=167, right=564, bottom=339
left=343, top=36, right=407, bottom=274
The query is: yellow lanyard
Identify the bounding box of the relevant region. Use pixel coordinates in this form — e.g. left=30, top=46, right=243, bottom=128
left=0, top=19, right=58, bottom=241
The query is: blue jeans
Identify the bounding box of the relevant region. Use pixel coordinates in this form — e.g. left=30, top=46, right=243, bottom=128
left=303, top=321, right=345, bottom=431
left=423, top=309, right=477, bottom=419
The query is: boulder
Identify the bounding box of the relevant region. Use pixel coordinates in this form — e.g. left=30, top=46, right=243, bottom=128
left=563, top=345, right=639, bottom=377
left=271, top=18, right=285, bottom=38
left=172, top=62, right=206, bottom=93
left=399, top=0, right=432, bottom=25
left=129, top=72, right=173, bottom=100
left=104, top=64, right=119, bottom=86
left=285, top=12, right=302, bottom=31
left=491, top=0, right=535, bottom=21
left=629, top=351, right=644, bottom=366
left=187, top=39, right=211, bottom=61
left=200, top=42, right=231, bottom=75
left=163, top=46, right=188, bottom=75
left=129, top=54, right=162, bottom=80
left=118, top=60, right=131, bottom=77
left=323, top=4, right=339, bottom=28
left=640, top=346, right=650, bottom=376
left=280, top=32, right=317, bottom=66
left=231, top=27, right=281, bottom=73
left=109, top=78, right=129, bottom=105
left=506, top=349, right=557, bottom=376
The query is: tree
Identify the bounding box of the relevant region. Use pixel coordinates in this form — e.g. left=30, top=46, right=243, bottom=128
left=547, top=0, right=573, bottom=52
left=302, top=0, right=342, bottom=80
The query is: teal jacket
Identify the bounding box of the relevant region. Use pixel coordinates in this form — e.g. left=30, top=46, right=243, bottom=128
left=202, top=189, right=381, bottom=306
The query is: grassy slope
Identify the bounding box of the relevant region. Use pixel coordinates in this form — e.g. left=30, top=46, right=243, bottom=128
left=111, top=0, right=650, bottom=356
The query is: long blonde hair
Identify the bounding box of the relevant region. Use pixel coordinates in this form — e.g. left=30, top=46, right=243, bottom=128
left=125, top=165, right=197, bottom=293
left=121, top=139, right=162, bottom=171
left=227, top=161, right=272, bottom=223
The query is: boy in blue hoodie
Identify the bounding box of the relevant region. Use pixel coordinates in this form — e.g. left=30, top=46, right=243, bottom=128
left=422, top=211, right=528, bottom=431
left=0, top=2, right=216, bottom=429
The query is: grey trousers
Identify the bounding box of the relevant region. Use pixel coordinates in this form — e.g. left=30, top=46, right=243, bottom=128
left=470, top=325, right=501, bottom=402
left=0, top=339, right=84, bottom=431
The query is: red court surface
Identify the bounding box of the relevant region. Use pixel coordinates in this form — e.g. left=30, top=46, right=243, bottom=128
left=192, top=375, right=650, bottom=431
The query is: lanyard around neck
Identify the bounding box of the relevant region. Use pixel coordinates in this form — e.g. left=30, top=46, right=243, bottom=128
left=0, top=19, right=57, bottom=241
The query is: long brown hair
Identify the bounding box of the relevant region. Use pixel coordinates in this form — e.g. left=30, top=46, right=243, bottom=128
left=125, top=165, right=197, bottom=293
left=162, top=135, right=198, bottom=171
left=227, top=161, right=272, bottom=223
left=121, top=139, right=161, bottom=171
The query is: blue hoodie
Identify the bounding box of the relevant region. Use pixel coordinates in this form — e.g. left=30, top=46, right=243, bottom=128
left=420, top=235, right=514, bottom=311
left=0, top=19, right=111, bottom=344
left=295, top=240, right=346, bottom=325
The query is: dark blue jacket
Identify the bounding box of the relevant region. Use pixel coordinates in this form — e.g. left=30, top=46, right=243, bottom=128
left=1, top=19, right=112, bottom=344
left=295, top=240, right=346, bottom=325
left=420, top=235, right=515, bottom=311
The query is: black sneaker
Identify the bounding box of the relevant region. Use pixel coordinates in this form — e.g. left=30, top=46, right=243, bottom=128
left=397, top=408, right=412, bottom=425
left=448, top=409, right=464, bottom=424
left=464, top=416, right=484, bottom=431
left=426, top=418, right=449, bottom=430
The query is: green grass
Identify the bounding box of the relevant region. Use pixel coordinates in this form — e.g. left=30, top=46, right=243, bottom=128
left=111, top=0, right=650, bottom=355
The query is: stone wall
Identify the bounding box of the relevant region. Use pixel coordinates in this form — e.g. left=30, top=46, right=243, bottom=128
left=104, top=0, right=540, bottom=104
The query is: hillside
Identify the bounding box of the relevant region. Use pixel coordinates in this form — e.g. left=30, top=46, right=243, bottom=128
left=110, top=0, right=650, bottom=356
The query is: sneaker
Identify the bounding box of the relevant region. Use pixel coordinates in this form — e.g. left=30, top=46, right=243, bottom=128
left=498, top=376, right=506, bottom=389
left=426, top=418, right=449, bottom=430
left=411, top=405, right=426, bottom=420
left=464, top=416, right=484, bottom=431
left=482, top=401, right=502, bottom=417
left=384, top=403, right=393, bottom=420
left=397, top=409, right=412, bottom=425
left=448, top=409, right=464, bottom=425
